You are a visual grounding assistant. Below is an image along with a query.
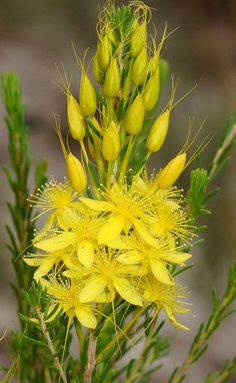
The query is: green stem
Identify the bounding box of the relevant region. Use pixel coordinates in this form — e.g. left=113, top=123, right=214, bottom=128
left=80, top=140, right=100, bottom=199
left=36, top=307, right=68, bottom=383
left=106, top=161, right=113, bottom=189
left=118, top=135, right=135, bottom=179
left=97, top=305, right=147, bottom=363
left=75, top=321, right=85, bottom=362
left=83, top=332, right=97, bottom=383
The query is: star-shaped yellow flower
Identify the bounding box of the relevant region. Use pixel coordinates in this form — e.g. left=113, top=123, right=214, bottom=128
left=65, top=247, right=143, bottom=306
left=44, top=278, right=97, bottom=329
left=116, top=236, right=191, bottom=285
left=142, top=275, right=190, bottom=330
left=80, top=181, right=158, bottom=247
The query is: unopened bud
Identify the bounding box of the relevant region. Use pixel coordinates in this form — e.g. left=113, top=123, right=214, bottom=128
left=146, top=109, right=170, bottom=152
left=143, top=70, right=160, bottom=111
left=102, top=120, right=120, bottom=161
left=156, top=153, right=186, bottom=189
left=79, top=71, right=97, bottom=116
left=131, top=47, right=148, bottom=85
left=130, top=20, right=147, bottom=57
left=125, top=94, right=145, bottom=135
left=67, top=94, right=86, bottom=141
left=93, top=53, right=104, bottom=84
left=96, top=35, right=111, bottom=71
left=149, top=51, right=160, bottom=74
left=103, top=57, right=121, bottom=98
left=66, top=152, right=87, bottom=192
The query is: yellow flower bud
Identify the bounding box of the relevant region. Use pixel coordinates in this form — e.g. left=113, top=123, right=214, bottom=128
left=143, top=70, right=160, bottom=111
left=149, top=51, right=160, bottom=74
left=96, top=35, right=111, bottom=71
left=131, top=46, right=148, bottom=85
left=130, top=20, right=147, bottom=57
left=146, top=109, right=170, bottom=152
left=93, top=53, right=104, bottom=84
left=79, top=71, right=97, bottom=116
left=156, top=153, right=186, bottom=189
left=67, top=94, right=86, bottom=141
left=125, top=94, right=145, bottom=135
left=102, top=120, right=120, bottom=161
left=66, top=152, right=87, bottom=192
left=103, top=57, right=121, bottom=98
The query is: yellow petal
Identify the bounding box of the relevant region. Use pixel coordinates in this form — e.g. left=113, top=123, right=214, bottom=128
left=116, top=250, right=143, bottom=265
left=96, top=289, right=115, bottom=303
left=63, top=270, right=79, bottom=279
left=56, top=207, right=78, bottom=231
left=80, top=197, right=111, bottom=212
left=164, top=306, right=190, bottom=331
left=79, top=276, right=107, bottom=303
left=131, top=218, right=158, bottom=248
left=75, top=306, right=97, bottom=329
left=162, top=251, right=192, bottom=265
left=98, top=215, right=125, bottom=244
left=77, top=240, right=95, bottom=267
left=33, top=213, right=56, bottom=242
left=63, top=254, right=80, bottom=270
left=105, top=237, right=131, bottom=250
left=113, top=276, right=142, bottom=306
left=35, top=232, right=77, bottom=252
left=34, top=259, right=55, bottom=280
left=150, top=259, right=174, bottom=285
left=24, top=257, right=44, bottom=267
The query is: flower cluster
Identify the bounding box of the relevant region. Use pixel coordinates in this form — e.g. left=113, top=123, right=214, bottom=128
left=25, top=1, right=194, bottom=331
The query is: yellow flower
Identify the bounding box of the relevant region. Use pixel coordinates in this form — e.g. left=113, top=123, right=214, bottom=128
left=150, top=198, right=194, bottom=242
left=142, top=275, right=190, bottom=330
left=67, top=247, right=143, bottom=306
left=34, top=211, right=104, bottom=267
left=116, top=236, right=191, bottom=285
left=80, top=181, right=158, bottom=247
left=45, top=278, right=97, bottom=329
left=24, top=247, right=79, bottom=280
left=29, top=178, right=82, bottom=234
left=30, top=178, right=79, bottom=213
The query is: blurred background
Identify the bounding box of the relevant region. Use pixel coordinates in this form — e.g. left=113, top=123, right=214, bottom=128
left=0, top=0, right=236, bottom=381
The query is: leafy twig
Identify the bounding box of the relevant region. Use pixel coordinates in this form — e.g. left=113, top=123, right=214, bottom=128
left=1, top=72, right=47, bottom=319
left=83, top=333, right=97, bottom=383
left=169, top=263, right=236, bottom=383
left=35, top=307, right=68, bottom=383
left=205, top=356, right=236, bottom=383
